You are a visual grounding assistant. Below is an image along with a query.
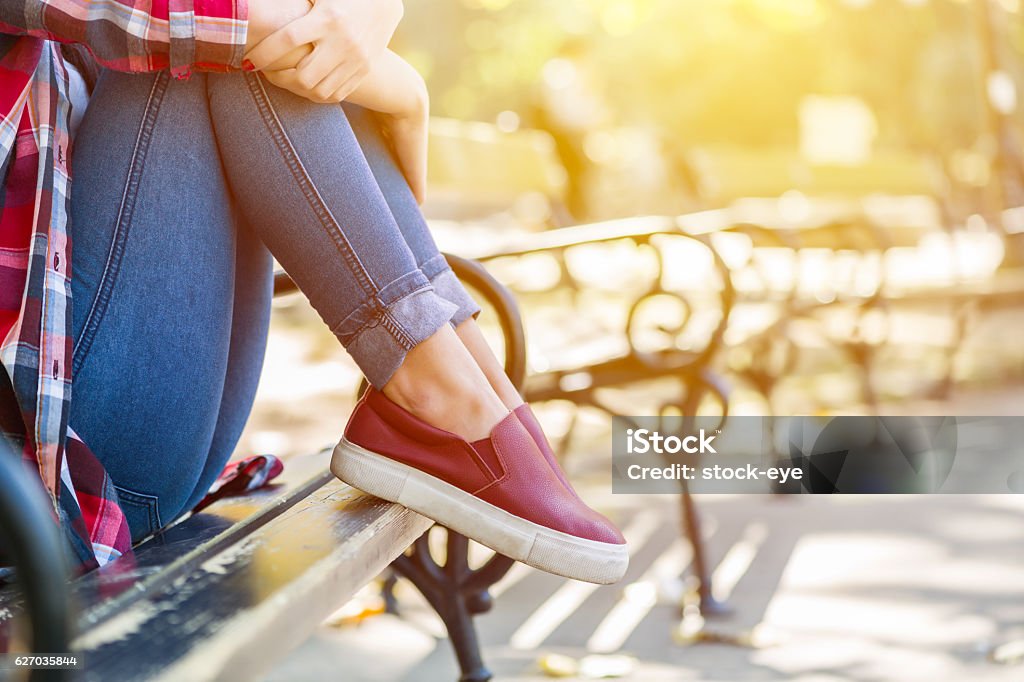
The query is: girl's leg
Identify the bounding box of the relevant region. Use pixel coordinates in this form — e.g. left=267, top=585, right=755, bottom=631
left=205, top=73, right=508, bottom=441
left=72, top=70, right=623, bottom=580
left=341, top=104, right=524, bottom=410
left=341, top=105, right=573, bottom=490
left=68, top=67, right=507, bottom=541
left=179, top=222, right=273, bottom=514
left=69, top=71, right=272, bottom=541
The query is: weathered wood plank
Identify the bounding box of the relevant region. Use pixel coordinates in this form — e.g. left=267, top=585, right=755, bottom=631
left=74, top=478, right=430, bottom=681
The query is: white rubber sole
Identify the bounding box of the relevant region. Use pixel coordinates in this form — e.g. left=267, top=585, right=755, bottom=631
left=331, top=439, right=629, bottom=585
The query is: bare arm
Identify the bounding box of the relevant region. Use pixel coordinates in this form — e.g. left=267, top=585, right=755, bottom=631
left=334, top=50, right=426, bottom=116
left=261, top=48, right=429, bottom=203
left=350, top=51, right=430, bottom=205
left=347, top=51, right=430, bottom=204
left=251, top=4, right=430, bottom=203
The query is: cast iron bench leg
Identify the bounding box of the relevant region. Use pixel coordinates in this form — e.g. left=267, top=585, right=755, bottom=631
left=680, top=485, right=729, bottom=617
left=391, top=532, right=515, bottom=682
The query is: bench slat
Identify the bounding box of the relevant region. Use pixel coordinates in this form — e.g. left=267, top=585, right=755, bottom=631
left=74, top=475, right=430, bottom=681
left=0, top=459, right=331, bottom=633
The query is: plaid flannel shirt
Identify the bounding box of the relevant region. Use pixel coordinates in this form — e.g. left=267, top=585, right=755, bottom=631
left=0, top=1, right=247, bottom=572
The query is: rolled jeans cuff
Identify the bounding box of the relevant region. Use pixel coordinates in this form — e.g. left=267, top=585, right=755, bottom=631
left=336, top=272, right=459, bottom=388
left=421, top=255, right=482, bottom=327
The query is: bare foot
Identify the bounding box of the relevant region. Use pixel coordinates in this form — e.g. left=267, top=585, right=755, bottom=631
left=382, top=325, right=509, bottom=441
left=455, top=319, right=525, bottom=411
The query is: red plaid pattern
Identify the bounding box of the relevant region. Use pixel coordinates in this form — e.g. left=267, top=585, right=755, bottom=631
left=0, top=1, right=247, bottom=571
left=1, top=1, right=249, bottom=78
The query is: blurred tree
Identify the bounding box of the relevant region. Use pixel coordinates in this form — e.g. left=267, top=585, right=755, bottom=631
left=395, top=0, right=1009, bottom=216
left=398, top=0, right=983, bottom=144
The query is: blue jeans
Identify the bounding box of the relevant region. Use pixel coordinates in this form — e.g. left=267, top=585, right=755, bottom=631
left=69, top=70, right=479, bottom=541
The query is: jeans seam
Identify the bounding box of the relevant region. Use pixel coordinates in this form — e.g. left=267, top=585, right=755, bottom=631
left=72, top=73, right=170, bottom=375
left=381, top=310, right=416, bottom=348
left=243, top=74, right=380, bottom=301
left=332, top=283, right=431, bottom=349
left=113, top=485, right=163, bottom=536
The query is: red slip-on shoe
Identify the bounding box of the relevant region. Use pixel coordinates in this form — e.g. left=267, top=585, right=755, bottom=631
left=332, top=388, right=628, bottom=584
left=513, top=403, right=579, bottom=498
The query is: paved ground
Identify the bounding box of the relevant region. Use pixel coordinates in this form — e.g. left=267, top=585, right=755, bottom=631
left=261, top=485, right=1024, bottom=681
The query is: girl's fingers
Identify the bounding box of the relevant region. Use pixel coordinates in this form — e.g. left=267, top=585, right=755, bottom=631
left=259, top=69, right=294, bottom=92
left=308, top=62, right=359, bottom=103
left=329, top=66, right=370, bottom=104
left=263, top=65, right=356, bottom=105
left=264, top=44, right=313, bottom=72
left=312, top=65, right=354, bottom=103
left=292, top=45, right=337, bottom=92
left=245, top=14, right=321, bottom=71
left=261, top=69, right=328, bottom=103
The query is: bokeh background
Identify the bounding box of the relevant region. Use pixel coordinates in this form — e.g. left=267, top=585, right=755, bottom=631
left=399, top=0, right=1019, bottom=223
left=252, top=1, right=1024, bottom=680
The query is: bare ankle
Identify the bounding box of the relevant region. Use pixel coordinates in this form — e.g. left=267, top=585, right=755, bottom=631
left=454, top=320, right=524, bottom=410
left=380, top=325, right=510, bottom=441
left=383, top=376, right=439, bottom=418
left=384, top=373, right=507, bottom=441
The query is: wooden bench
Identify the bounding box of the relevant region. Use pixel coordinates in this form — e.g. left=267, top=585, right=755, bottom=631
left=1, top=255, right=525, bottom=682
left=83, top=461, right=426, bottom=680
left=1, top=445, right=431, bottom=681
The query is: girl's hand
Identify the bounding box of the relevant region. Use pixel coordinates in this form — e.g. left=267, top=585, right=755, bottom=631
left=245, top=0, right=312, bottom=53
left=245, top=0, right=404, bottom=104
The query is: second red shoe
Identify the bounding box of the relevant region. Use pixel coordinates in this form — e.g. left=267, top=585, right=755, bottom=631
left=332, top=388, right=628, bottom=584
